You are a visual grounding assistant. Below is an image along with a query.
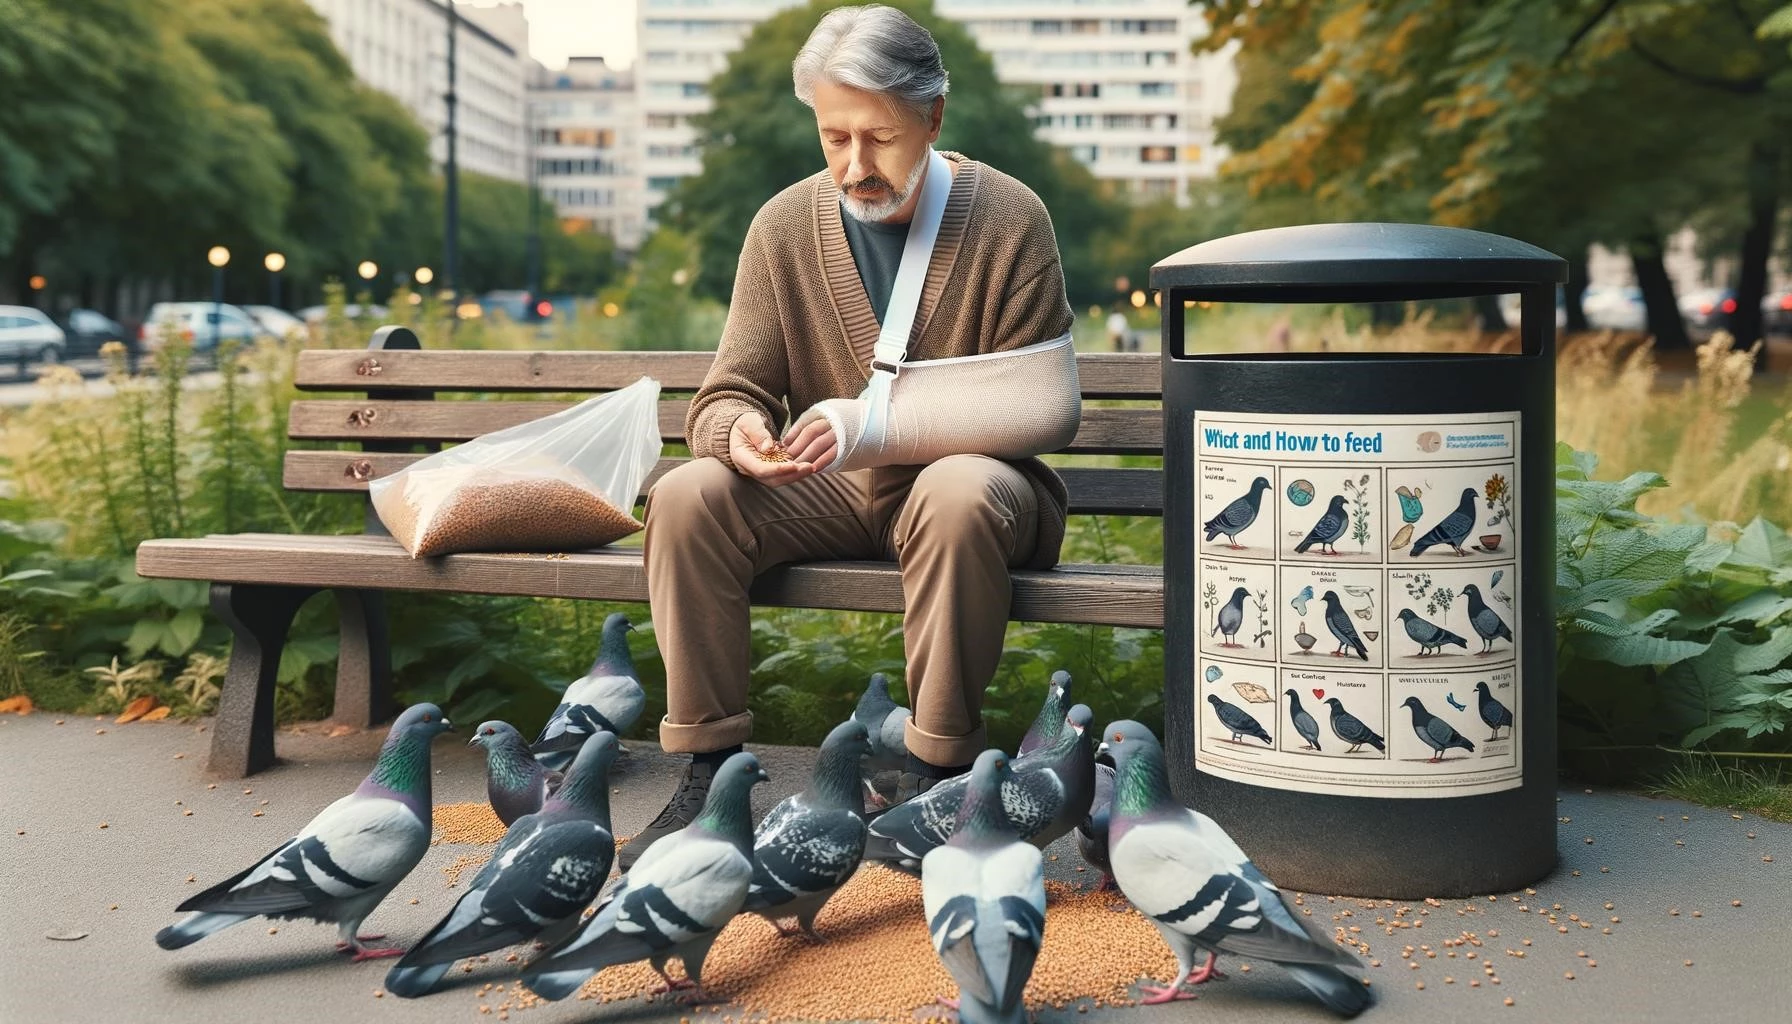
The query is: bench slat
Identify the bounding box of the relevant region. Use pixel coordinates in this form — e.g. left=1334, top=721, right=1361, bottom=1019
left=294, top=349, right=1162, bottom=398
left=286, top=399, right=1165, bottom=454
left=136, top=536, right=1164, bottom=629
left=279, top=450, right=1166, bottom=515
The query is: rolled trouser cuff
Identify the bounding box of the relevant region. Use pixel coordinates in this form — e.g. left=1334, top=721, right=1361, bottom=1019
left=658, top=711, right=754, bottom=754
left=903, top=716, right=988, bottom=769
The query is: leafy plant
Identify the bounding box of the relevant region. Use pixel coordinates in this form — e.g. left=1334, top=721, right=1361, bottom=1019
left=1402, top=572, right=1457, bottom=618
left=172, top=652, right=228, bottom=715
left=1251, top=589, right=1272, bottom=649
left=1484, top=472, right=1513, bottom=529
left=84, top=656, right=165, bottom=712
left=1341, top=473, right=1373, bottom=551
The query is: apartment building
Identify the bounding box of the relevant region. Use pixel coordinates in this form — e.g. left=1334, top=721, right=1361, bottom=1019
left=530, top=57, right=646, bottom=252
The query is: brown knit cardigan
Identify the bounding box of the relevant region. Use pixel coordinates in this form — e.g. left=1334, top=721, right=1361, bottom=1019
left=685, top=150, right=1078, bottom=570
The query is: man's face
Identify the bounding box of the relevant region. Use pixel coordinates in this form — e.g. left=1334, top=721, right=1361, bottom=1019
left=813, top=79, right=942, bottom=224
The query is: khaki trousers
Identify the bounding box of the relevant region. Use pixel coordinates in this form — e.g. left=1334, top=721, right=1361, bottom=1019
left=641, top=454, right=1040, bottom=767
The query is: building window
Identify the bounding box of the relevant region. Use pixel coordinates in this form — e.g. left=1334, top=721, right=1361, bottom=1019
left=647, top=176, right=679, bottom=191
left=1071, top=145, right=1098, bottom=165
left=1074, top=82, right=1100, bottom=98
left=1070, top=19, right=1100, bottom=34
left=646, top=113, right=679, bottom=129
left=1031, top=19, right=1062, bottom=34
left=1073, top=114, right=1094, bottom=129
left=1140, top=146, right=1176, bottom=163
left=681, top=82, right=706, bottom=98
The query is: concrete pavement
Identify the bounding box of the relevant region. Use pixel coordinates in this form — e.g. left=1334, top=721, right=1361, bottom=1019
left=1, top=712, right=1783, bottom=1024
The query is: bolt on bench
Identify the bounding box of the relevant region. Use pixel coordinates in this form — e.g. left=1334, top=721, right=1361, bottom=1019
left=134, top=327, right=1167, bottom=777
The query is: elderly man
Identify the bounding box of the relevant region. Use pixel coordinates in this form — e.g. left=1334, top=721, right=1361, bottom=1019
left=626, top=3, right=1076, bottom=868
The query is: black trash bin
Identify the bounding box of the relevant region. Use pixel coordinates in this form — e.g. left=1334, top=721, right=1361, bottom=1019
left=1153, top=223, right=1566, bottom=898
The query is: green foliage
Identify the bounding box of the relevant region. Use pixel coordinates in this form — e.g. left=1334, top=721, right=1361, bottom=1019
left=1649, top=756, right=1792, bottom=823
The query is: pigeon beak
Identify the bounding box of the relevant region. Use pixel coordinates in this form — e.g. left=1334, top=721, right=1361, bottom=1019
left=1096, top=741, right=1111, bottom=759
left=441, top=718, right=454, bottom=733
left=467, top=735, right=483, bottom=747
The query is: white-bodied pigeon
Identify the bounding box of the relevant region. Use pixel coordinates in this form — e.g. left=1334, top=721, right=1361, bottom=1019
left=154, top=704, right=452, bottom=960
left=520, top=751, right=769, bottom=1003
left=1098, top=720, right=1374, bottom=1016
left=384, top=732, right=620, bottom=998
left=921, top=748, right=1046, bottom=1024
left=533, top=612, right=644, bottom=770
left=743, top=719, right=871, bottom=939
left=852, top=673, right=910, bottom=809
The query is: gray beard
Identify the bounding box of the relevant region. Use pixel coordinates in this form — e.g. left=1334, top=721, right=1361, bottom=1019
left=840, top=150, right=929, bottom=224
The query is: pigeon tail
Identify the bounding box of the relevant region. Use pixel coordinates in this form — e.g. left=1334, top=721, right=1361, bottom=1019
left=155, top=911, right=249, bottom=950
left=521, top=965, right=597, bottom=1002
left=1283, top=962, right=1376, bottom=1018
left=383, top=961, right=455, bottom=999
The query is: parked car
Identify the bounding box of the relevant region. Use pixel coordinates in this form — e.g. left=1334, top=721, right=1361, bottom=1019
left=0, top=304, right=67, bottom=374
left=1581, top=285, right=1647, bottom=331
left=139, top=302, right=276, bottom=354
left=1767, top=287, right=1792, bottom=335
left=295, top=303, right=389, bottom=325
left=241, top=304, right=308, bottom=341
left=1680, top=286, right=1792, bottom=335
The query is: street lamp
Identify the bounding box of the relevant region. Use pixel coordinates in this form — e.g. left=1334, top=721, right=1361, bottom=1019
left=414, top=267, right=434, bottom=286
left=208, top=246, right=231, bottom=353
left=264, top=252, right=286, bottom=309
left=357, top=260, right=378, bottom=282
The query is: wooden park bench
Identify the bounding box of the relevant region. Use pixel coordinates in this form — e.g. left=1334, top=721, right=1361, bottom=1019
left=134, top=327, right=1166, bottom=777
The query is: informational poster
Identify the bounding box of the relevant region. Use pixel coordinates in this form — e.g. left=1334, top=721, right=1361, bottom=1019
left=1192, top=411, right=1521, bottom=798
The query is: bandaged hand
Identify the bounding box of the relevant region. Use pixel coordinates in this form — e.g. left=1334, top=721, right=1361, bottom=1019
left=780, top=416, right=838, bottom=473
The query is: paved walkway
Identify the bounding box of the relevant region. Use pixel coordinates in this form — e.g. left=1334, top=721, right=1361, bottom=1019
left=2, top=713, right=1781, bottom=1024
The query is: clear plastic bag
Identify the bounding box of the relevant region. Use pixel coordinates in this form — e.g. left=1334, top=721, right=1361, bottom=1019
left=368, top=375, right=663, bottom=558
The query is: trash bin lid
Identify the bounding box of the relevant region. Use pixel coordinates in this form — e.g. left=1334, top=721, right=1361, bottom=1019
left=1150, top=222, right=1566, bottom=296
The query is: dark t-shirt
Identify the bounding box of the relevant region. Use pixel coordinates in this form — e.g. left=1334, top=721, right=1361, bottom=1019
left=840, top=201, right=911, bottom=325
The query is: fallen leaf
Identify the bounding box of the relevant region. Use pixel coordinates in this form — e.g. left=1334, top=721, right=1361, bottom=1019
left=1231, top=681, right=1274, bottom=704
left=140, top=706, right=172, bottom=722
left=327, top=724, right=357, bottom=738
left=45, top=931, right=88, bottom=941
left=0, top=695, right=35, bottom=715
left=115, top=696, right=160, bottom=724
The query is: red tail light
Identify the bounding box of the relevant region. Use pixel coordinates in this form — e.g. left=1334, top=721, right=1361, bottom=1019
left=1780, top=295, right=1792, bottom=311
left=1721, top=298, right=1737, bottom=314
left=536, top=301, right=553, bottom=318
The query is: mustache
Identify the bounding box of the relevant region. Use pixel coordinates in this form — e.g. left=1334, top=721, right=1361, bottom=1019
left=844, top=175, right=893, bottom=192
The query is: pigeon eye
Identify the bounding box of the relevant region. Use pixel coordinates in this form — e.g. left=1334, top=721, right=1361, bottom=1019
left=422, top=713, right=432, bottom=722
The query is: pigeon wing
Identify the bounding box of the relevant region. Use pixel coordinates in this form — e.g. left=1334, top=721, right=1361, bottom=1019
left=747, top=797, right=866, bottom=909
left=1424, top=716, right=1463, bottom=748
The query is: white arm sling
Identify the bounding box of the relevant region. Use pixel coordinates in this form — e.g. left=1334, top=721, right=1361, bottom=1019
left=793, top=147, right=1081, bottom=474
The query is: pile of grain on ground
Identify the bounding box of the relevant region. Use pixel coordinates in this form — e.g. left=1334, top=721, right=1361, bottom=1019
left=490, top=867, right=1182, bottom=1023
left=442, top=853, right=492, bottom=888
left=373, top=462, right=642, bottom=558
left=434, top=802, right=507, bottom=845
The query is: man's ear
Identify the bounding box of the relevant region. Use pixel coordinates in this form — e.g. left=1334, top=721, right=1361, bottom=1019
left=927, top=95, right=945, bottom=141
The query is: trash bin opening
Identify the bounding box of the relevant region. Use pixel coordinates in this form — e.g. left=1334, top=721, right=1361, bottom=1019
left=1164, top=294, right=1548, bottom=359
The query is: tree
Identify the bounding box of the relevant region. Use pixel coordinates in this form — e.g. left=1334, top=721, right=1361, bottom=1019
left=659, top=0, right=1118, bottom=308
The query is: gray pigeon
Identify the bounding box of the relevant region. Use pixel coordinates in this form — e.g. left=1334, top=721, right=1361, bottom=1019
left=1076, top=761, right=1117, bottom=890
left=1401, top=697, right=1476, bottom=762
left=866, top=705, right=1097, bottom=874
left=1283, top=690, right=1321, bottom=751
left=384, top=732, right=619, bottom=998
left=852, top=672, right=910, bottom=809
left=1294, top=495, right=1349, bottom=555
left=1473, top=682, right=1513, bottom=740
left=1098, top=720, right=1374, bottom=1015
left=1322, top=698, right=1385, bottom=753
left=520, top=751, right=770, bottom=1003
left=1409, top=487, right=1479, bottom=557
left=743, top=720, right=872, bottom=940
left=471, top=720, right=557, bottom=827
left=1321, top=591, right=1369, bottom=661
left=1018, top=670, right=1074, bottom=756
left=155, top=704, right=452, bottom=960
left=533, top=612, right=644, bottom=771
left=1206, top=694, right=1271, bottom=746
left=1203, top=477, right=1272, bottom=547
left=921, top=749, right=1046, bottom=1024
left=1461, top=584, right=1513, bottom=654
left=1211, top=587, right=1249, bottom=647
left=1397, top=608, right=1469, bottom=656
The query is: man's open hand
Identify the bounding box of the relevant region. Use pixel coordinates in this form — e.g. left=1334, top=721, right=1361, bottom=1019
left=729, top=412, right=817, bottom=486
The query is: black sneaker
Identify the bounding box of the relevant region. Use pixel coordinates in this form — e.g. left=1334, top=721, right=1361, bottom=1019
left=618, top=759, right=715, bottom=873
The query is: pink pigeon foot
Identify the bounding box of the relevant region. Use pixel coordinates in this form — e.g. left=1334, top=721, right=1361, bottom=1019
left=1187, top=953, right=1227, bottom=984
left=936, top=995, right=961, bottom=1011
left=1139, top=982, right=1198, bottom=1005
left=349, top=946, right=406, bottom=962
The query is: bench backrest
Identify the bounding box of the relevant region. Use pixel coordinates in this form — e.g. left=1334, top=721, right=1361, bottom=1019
left=281, top=327, right=1165, bottom=519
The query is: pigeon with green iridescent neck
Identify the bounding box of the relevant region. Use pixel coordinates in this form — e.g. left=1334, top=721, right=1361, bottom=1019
left=744, top=719, right=872, bottom=939
left=155, top=704, right=452, bottom=961
left=1018, top=670, right=1073, bottom=756
left=385, top=732, right=619, bottom=998
left=471, top=720, right=558, bottom=826
left=533, top=612, right=644, bottom=771
left=1098, top=720, right=1373, bottom=1016
left=521, top=752, right=770, bottom=1003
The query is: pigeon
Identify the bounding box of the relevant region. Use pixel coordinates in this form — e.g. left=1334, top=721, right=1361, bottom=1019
left=1283, top=690, right=1321, bottom=751
left=1212, top=586, right=1249, bottom=647
left=155, top=704, right=452, bottom=960
left=1409, top=487, right=1479, bottom=557
left=384, top=732, right=620, bottom=998
left=1400, top=697, right=1475, bottom=762
left=921, top=749, right=1046, bottom=1024
left=1097, top=720, right=1374, bottom=1015
left=470, top=720, right=557, bottom=827
left=1397, top=608, right=1468, bottom=656
left=1461, top=584, right=1513, bottom=654
left=1076, top=760, right=1117, bottom=890
left=1290, top=585, right=1314, bottom=617
left=1321, top=591, right=1369, bottom=661
left=1206, top=694, right=1271, bottom=746
left=1474, top=682, right=1513, bottom=740
left=1321, top=698, right=1384, bottom=753
left=1203, top=477, right=1272, bottom=548
left=532, top=612, right=644, bottom=771
left=520, top=751, right=770, bottom=1003
left=1018, top=670, right=1074, bottom=756
left=865, top=705, right=1097, bottom=874
left=743, top=720, right=872, bottom=939
left=1294, top=495, right=1349, bottom=555
left=852, top=673, right=911, bottom=809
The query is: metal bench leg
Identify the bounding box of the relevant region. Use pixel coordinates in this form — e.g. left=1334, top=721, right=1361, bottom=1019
left=208, top=582, right=317, bottom=778
left=331, top=588, right=394, bottom=729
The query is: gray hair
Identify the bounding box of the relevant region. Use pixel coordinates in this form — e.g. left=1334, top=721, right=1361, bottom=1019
left=792, top=5, right=949, bottom=123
